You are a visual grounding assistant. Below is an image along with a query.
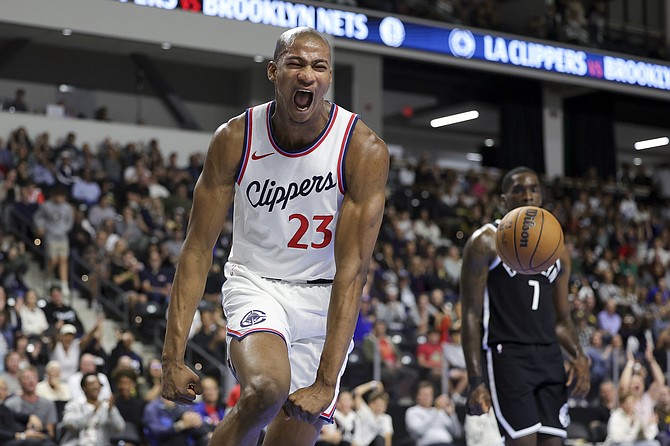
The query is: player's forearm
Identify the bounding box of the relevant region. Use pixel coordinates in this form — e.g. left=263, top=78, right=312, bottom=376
left=163, top=247, right=213, bottom=362
left=555, top=316, right=585, bottom=360
left=462, top=310, right=484, bottom=379
left=316, top=280, right=361, bottom=387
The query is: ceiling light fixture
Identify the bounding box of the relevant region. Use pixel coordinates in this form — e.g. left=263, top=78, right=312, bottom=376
left=430, top=110, right=479, bottom=128
left=633, top=157, right=642, bottom=166
left=62, top=29, right=73, bottom=36
left=161, top=42, right=172, bottom=50
left=484, top=138, right=494, bottom=147
left=253, top=55, right=265, bottom=63
left=634, top=136, right=669, bottom=150
left=466, top=152, right=483, bottom=162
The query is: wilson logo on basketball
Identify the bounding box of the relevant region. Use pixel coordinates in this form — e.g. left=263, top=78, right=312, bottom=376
left=519, top=208, right=538, bottom=248
left=240, top=310, right=267, bottom=327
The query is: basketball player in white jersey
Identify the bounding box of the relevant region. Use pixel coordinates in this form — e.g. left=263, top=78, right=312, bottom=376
left=461, top=167, right=590, bottom=446
left=161, top=27, right=389, bottom=446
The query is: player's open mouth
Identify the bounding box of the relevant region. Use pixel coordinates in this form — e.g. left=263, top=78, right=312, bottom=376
left=293, top=90, right=313, bottom=111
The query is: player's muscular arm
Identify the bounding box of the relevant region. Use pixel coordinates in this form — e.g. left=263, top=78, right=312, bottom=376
left=461, top=227, right=495, bottom=415
left=461, top=227, right=495, bottom=381
left=285, top=123, right=388, bottom=422
left=320, top=124, right=388, bottom=386
left=162, top=116, right=244, bottom=401
left=553, top=249, right=590, bottom=398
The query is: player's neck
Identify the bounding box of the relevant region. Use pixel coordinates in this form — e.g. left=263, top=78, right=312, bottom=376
left=270, top=101, right=331, bottom=152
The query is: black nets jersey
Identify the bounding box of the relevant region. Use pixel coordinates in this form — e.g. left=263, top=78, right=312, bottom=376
left=482, top=222, right=562, bottom=350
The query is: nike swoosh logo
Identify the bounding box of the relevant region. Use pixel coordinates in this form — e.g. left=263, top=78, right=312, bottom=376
left=251, top=151, right=274, bottom=160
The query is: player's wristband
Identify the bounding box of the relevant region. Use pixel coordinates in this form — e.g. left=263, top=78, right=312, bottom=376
left=468, top=376, right=485, bottom=389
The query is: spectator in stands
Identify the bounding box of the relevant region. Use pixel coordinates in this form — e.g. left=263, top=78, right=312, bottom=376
left=42, top=285, right=83, bottom=337
left=60, top=372, right=125, bottom=446
left=162, top=181, right=191, bottom=217
left=375, top=283, right=408, bottom=333
left=316, top=389, right=356, bottom=446
left=108, top=330, right=143, bottom=377
left=191, top=376, right=225, bottom=438
left=15, top=289, right=48, bottom=339
left=71, top=167, right=101, bottom=207
left=598, top=299, right=623, bottom=338
left=4, top=367, right=58, bottom=441
left=598, top=270, right=623, bottom=304
left=139, top=357, right=163, bottom=403
left=14, top=333, right=48, bottom=372
left=405, top=381, right=462, bottom=446
left=36, top=360, right=70, bottom=403
left=33, top=186, right=73, bottom=294
left=416, top=328, right=443, bottom=393
left=352, top=380, right=394, bottom=446
left=116, top=205, right=149, bottom=255
left=67, top=353, right=112, bottom=403
left=655, top=385, right=670, bottom=446
left=142, top=397, right=208, bottom=446
left=6, top=89, right=28, bottom=113
left=362, top=320, right=419, bottom=402
left=87, top=194, right=117, bottom=231
left=590, top=379, right=618, bottom=436
left=0, top=241, right=29, bottom=297
left=111, top=368, right=145, bottom=446
left=0, top=351, right=22, bottom=396
left=140, top=251, right=173, bottom=305
left=620, top=344, right=665, bottom=429
left=0, top=376, right=57, bottom=445
left=605, top=392, right=659, bottom=445
left=442, top=323, right=468, bottom=404
left=190, top=305, right=226, bottom=369
left=50, top=317, right=101, bottom=381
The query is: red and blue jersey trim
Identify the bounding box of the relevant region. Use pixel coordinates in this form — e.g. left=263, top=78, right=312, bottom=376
left=337, top=113, right=359, bottom=195
left=235, top=107, right=253, bottom=184
left=265, top=101, right=338, bottom=157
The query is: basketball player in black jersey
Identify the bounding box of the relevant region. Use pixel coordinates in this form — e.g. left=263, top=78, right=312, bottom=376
left=461, top=166, right=590, bottom=445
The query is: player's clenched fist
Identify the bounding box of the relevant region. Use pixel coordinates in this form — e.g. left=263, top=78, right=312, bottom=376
left=162, top=362, right=202, bottom=405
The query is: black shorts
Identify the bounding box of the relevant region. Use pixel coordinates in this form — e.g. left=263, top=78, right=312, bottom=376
left=485, top=343, right=569, bottom=440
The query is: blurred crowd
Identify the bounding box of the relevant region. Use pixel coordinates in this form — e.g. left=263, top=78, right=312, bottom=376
left=2, top=112, right=670, bottom=444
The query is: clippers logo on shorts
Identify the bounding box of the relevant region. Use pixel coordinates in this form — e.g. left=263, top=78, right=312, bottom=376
left=240, top=310, right=267, bottom=327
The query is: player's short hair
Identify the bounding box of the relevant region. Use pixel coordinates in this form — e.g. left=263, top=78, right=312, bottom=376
left=273, top=27, right=330, bottom=62
left=501, top=166, right=537, bottom=193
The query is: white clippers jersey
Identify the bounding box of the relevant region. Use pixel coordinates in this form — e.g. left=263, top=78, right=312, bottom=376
left=227, top=101, right=359, bottom=282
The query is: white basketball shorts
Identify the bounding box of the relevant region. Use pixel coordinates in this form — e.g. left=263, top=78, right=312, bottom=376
left=222, top=263, right=352, bottom=422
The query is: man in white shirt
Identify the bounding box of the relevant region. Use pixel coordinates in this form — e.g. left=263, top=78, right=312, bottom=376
left=67, top=353, right=111, bottom=402
left=405, top=381, right=462, bottom=446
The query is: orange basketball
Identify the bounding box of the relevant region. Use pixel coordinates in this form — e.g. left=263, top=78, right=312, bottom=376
left=495, top=205, right=564, bottom=275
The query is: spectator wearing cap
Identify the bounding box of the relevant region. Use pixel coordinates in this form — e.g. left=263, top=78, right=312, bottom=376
left=50, top=318, right=102, bottom=381
left=42, top=285, right=83, bottom=338
left=33, top=187, right=74, bottom=295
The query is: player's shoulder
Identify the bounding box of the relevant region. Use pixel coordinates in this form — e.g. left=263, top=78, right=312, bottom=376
left=464, top=223, right=497, bottom=257
left=346, top=115, right=388, bottom=167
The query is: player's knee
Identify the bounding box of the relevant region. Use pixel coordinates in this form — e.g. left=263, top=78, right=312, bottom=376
left=240, top=375, right=289, bottom=414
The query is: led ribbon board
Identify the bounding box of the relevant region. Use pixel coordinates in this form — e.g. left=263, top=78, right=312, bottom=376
left=116, top=0, right=670, bottom=91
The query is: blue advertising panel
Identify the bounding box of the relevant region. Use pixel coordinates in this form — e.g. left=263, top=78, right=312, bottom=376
left=115, top=0, right=670, bottom=91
